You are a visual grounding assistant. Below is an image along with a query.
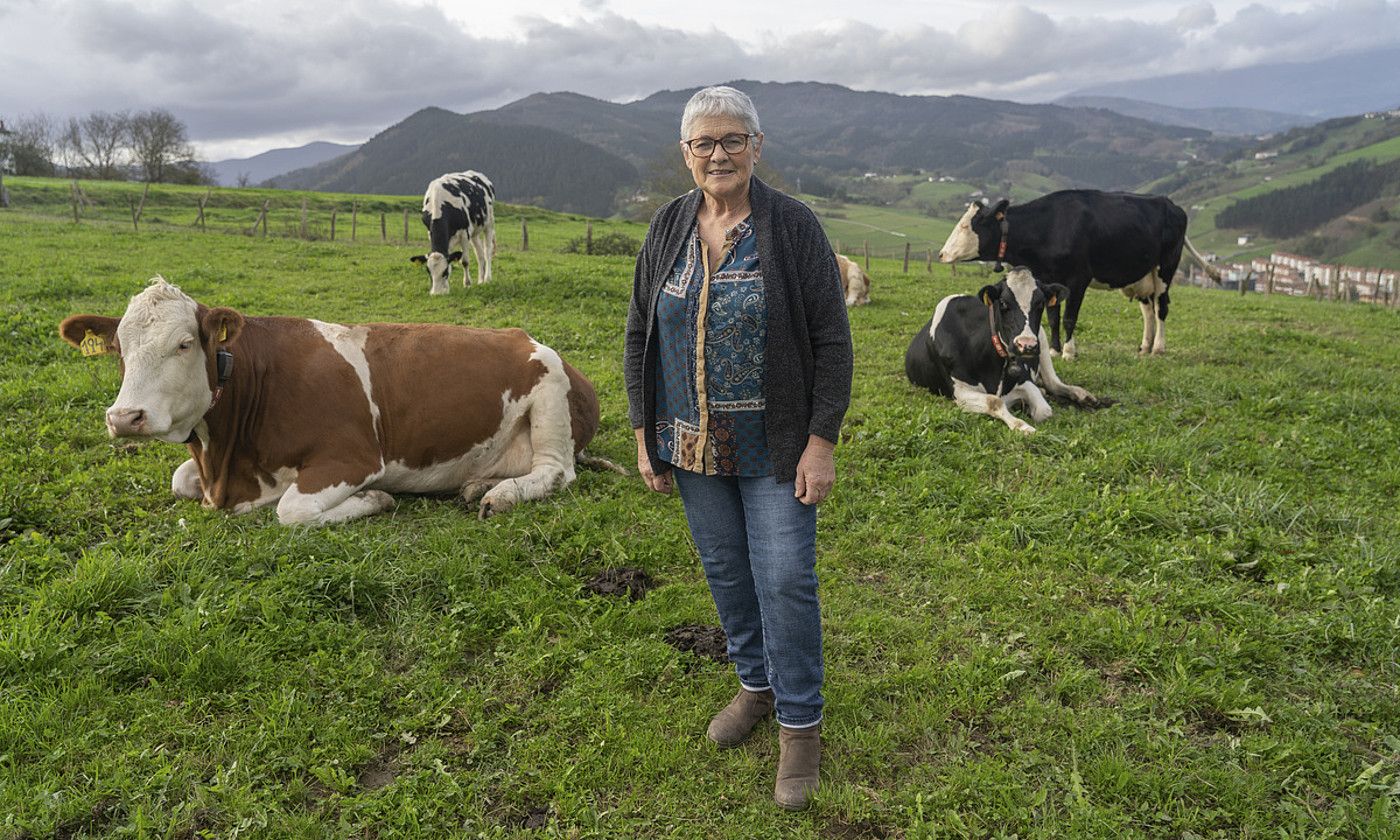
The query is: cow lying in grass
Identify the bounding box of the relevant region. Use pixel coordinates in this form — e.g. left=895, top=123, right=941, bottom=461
left=904, top=267, right=1099, bottom=433
left=60, top=277, right=620, bottom=525
left=834, top=253, right=871, bottom=307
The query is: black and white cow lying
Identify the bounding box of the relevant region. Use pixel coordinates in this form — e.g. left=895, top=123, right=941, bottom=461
left=905, top=268, right=1099, bottom=433
left=410, top=171, right=496, bottom=295
left=937, top=190, right=1220, bottom=359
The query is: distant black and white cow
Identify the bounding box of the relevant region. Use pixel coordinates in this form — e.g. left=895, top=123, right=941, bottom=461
left=937, top=190, right=1220, bottom=359
left=410, top=171, right=496, bottom=295
left=905, top=268, right=1099, bottom=433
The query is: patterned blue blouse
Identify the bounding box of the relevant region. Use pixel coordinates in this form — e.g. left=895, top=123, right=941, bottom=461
left=654, top=216, right=770, bottom=476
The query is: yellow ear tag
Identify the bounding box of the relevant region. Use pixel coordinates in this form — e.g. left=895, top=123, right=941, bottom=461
left=217, top=325, right=227, bottom=342
left=79, top=330, right=108, bottom=357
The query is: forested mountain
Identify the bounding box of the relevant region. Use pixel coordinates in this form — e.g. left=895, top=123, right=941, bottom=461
left=270, top=80, right=1226, bottom=215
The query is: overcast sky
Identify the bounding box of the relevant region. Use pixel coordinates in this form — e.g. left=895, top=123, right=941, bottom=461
left=3, top=0, right=1399, bottom=160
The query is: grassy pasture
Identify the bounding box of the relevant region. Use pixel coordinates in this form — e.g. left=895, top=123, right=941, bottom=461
left=2, top=184, right=1400, bottom=838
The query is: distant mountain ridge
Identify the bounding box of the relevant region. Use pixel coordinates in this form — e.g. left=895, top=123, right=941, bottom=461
left=207, top=142, right=359, bottom=187
left=269, top=108, right=637, bottom=217
left=271, top=80, right=1216, bottom=215
left=1067, top=47, right=1400, bottom=119
left=1054, top=96, right=1311, bottom=136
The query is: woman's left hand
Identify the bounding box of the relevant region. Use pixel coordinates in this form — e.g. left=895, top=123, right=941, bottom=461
left=794, top=435, right=836, bottom=505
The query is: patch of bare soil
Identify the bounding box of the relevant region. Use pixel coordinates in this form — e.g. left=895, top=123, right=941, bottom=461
left=665, top=624, right=729, bottom=662
left=583, top=567, right=657, bottom=601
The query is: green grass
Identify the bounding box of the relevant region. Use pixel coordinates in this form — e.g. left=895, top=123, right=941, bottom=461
left=3, top=185, right=1400, bottom=838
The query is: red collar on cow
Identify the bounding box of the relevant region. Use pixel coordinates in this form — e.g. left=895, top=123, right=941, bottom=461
left=993, top=211, right=1009, bottom=272
left=185, top=348, right=234, bottom=444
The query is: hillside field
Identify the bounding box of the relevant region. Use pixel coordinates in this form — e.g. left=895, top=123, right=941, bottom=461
left=2, top=182, right=1400, bottom=838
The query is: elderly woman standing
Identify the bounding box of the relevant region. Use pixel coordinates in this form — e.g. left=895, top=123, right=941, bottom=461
left=624, top=85, right=853, bottom=810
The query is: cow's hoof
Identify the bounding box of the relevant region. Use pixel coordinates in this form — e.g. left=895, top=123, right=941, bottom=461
left=460, top=480, right=493, bottom=506
left=1015, top=422, right=1036, bottom=435
left=1049, top=348, right=1061, bottom=358
left=478, top=497, right=514, bottom=520
left=364, top=490, right=395, bottom=512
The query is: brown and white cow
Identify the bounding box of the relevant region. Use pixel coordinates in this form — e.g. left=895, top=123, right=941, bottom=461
left=834, top=252, right=871, bottom=307
left=60, top=278, right=618, bottom=525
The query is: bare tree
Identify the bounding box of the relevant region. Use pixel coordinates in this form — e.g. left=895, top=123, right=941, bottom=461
left=128, top=108, right=197, bottom=183
left=63, top=111, right=130, bottom=180
left=2, top=112, right=58, bottom=176
left=236, top=171, right=252, bottom=188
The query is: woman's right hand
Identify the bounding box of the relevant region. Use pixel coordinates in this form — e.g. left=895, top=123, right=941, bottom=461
left=635, top=429, right=673, bottom=493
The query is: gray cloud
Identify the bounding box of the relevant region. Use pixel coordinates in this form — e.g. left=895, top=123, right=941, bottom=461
left=1, top=0, right=1397, bottom=157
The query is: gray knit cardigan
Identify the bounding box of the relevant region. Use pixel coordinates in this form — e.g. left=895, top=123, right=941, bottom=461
left=624, top=176, right=853, bottom=483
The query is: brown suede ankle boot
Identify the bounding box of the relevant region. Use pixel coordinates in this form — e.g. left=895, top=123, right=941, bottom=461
left=706, top=688, right=774, bottom=747
left=774, top=724, right=821, bottom=810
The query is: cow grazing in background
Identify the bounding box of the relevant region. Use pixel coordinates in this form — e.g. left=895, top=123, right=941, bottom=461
left=60, top=278, right=621, bottom=525
left=411, top=171, right=496, bottom=295
left=905, top=267, right=1099, bottom=433
left=937, top=190, right=1220, bottom=359
left=834, top=253, right=872, bottom=307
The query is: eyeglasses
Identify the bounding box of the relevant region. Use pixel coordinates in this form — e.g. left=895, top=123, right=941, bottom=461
left=683, top=133, right=757, bottom=157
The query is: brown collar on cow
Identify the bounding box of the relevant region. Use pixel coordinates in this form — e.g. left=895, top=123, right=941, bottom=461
left=185, top=348, right=234, bottom=444
left=986, top=301, right=1010, bottom=359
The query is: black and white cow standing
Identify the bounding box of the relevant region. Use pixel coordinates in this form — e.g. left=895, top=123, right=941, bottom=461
left=937, top=190, right=1220, bottom=359
left=905, top=268, right=1099, bottom=434
left=410, top=171, right=496, bottom=295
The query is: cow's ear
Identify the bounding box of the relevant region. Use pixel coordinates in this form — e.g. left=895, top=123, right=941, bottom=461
left=1044, top=283, right=1069, bottom=308
left=447, top=251, right=464, bottom=264
left=59, top=314, right=120, bottom=356
left=409, top=255, right=428, bottom=264
left=202, top=307, right=245, bottom=346
left=991, top=198, right=1010, bottom=220
left=978, top=285, right=1001, bottom=306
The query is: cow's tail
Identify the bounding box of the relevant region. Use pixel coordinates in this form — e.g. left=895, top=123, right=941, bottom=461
left=1183, top=236, right=1222, bottom=286
left=577, top=451, right=628, bottom=475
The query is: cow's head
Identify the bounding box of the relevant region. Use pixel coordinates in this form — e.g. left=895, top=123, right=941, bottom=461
left=409, top=251, right=464, bottom=295
left=938, top=198, right=1009, bottom=263
left=59, top=277, right=243, bottom=443
left=978, top=267, right=1066, bottom=359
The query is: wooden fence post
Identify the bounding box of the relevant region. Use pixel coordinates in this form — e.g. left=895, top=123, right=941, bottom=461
left=248, top=200, right=270, bottom=236
left=352, top=201, right=358, bottom=241
left=403, top=208, right=410, bottom=243
left=834, top=238, right=841, bottom=254
left=863, top=240, right=869, bottom=271
left=129, top=183, right=150, bottom=232
left=70, top=182, right=80, bottom=223
left=926, top=248, right=933, bottom=273
left=330, top=208, right=337, bottom=241
left=521, top=217, right=529, bottom=251
left=903, top=242, right=911, bottom=273
left=1265, top=264, right=1275, bottom=295
left=300, top=198, right=308, bottom=239
left=380, top=212, right=386, bottom=242
left=586, top=221, right=593, bottom=255
left=195, top=194, right=208, bottom=230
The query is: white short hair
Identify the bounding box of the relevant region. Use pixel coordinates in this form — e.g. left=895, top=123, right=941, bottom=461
left=680, top=85, right=761, bottom=140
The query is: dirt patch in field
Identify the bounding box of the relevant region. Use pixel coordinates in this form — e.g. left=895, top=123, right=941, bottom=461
left=356, top=742, right=404, bottom=791
left=518, top=805, right=551, bottom=829
left=823, top=819, right=891, bottom=839
left=665, top=624, right=729, bottom=662
left=583, top=567, right=657, bottom=601
left=1048, top=392, right=1118, bottom=410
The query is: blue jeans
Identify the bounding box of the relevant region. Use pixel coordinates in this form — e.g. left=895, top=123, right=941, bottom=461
left=673, top=469, right=823, bottom=728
